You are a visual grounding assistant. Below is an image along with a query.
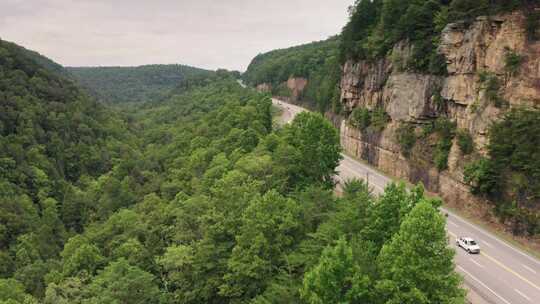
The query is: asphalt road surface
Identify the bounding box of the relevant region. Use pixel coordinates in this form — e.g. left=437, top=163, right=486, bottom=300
left=272, top=97, right=540, bottom=304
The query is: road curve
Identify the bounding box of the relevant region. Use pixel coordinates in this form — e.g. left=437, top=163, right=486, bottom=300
left=272, top=97, right=540, bottom=304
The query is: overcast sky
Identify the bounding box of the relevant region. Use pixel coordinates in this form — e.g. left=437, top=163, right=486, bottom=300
left=0, top=0, right=353, bottom=71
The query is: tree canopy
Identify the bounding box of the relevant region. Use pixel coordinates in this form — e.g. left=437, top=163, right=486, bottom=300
left=1, top=39, right=464, bottom=304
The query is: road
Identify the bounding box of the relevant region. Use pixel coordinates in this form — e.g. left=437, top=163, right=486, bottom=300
left=272, top=97, right=540, bottom=304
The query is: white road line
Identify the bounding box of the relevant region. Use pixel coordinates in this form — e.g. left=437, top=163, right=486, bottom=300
left=448, top=221, right=460, bottom=228
left=482, top=240, right=494, bottom=248
left=521, top=264, right=537, bottom=274
left=457, top=266, right=512, bottom=304
left=514, top=289, right=531, bottom=301
left=470, top=258, right=485, bottom=268
left=444, top=208, right=540, bottom=266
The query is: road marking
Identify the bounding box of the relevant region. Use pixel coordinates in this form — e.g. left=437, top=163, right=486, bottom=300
left=448, top=221, right=460, bottom=228
left=470, top=258, right=484, bottom=268
left=481, top=251, right=540, bottom=292
left=457, top=266, right=511, bottom=304
left=443, top=208, right=540, bottom=267
left=448, top=231, right=457, bottom=238
left=514, top=289, right=531, bottom=301
left=521, top=264, right=537, bottom=274
left=481, top=240, right=494, bottom=248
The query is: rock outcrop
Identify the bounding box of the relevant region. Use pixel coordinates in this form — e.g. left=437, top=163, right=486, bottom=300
left=340, top=11, right=539, bottom=216
left=255, top=77, right=309, bottom=103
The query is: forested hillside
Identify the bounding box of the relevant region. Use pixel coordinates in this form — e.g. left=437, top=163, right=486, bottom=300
left=243, top=37, right=341, bottom=112
left=1, top=41, right=464, bottom=304
left=67, top=65, right=213, bottom=104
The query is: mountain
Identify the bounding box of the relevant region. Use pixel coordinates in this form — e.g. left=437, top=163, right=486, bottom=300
left=67, top=64, right=213, bottom=104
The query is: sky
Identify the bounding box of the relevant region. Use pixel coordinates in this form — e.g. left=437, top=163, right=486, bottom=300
left=0, top=0, right=353, bottom=71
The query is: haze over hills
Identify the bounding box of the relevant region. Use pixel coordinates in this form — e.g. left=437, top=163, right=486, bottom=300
left=67, top=65, right=214, bottom=104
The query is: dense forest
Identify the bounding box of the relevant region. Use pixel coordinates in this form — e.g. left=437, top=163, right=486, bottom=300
left=0, top=40, right=465, bottom=303
left=67, top=65, right=214, bottom=104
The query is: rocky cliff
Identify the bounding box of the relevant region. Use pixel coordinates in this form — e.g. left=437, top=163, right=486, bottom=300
left=256, top=77, right=308, bottom=103
left=340, top=11, right=539, bottom=221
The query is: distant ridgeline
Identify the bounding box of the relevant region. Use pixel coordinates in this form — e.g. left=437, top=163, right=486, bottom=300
left=68, top=64, right=214, bottom=104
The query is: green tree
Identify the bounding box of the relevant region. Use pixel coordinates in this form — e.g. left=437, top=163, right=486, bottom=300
left=301, top=238, right=372, bottom=304
left=86, top=259, right=161, bottom=304
left=377, top=201, right=465, bottom=304
left=220, top=190, right=301, bottom=301
left=283, top=112, right=342, bottom=189
left=0, top=278, right=37, bottom=304
left=61, top=236, right=104, bottom=277
left=362, top=183, right=424, bottom=250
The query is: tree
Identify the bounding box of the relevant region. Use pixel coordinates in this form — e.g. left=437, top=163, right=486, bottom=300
left=86, top=259, right=161, bottom=304
left=362, top=183, right=424, bottom=250
left=0, top=278, right=37, bottom=304
left=220, top=190, right=301, bottom=301
left=61, top=236, right=104, bottom=277
left=376, top=201, right=465, bottom=304
left=283, top=112, right=342, bottom=189
left=301, top=238, right=372, bottom=304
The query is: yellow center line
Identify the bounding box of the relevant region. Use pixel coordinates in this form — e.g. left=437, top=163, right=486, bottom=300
left=481, top=251, right=540, bottom=292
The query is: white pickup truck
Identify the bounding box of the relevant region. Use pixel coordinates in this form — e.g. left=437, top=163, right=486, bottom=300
left=456, top=237, right=481, bottom=254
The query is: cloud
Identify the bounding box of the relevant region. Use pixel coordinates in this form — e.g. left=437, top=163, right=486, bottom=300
left=0, top=0, right=352, bottom=70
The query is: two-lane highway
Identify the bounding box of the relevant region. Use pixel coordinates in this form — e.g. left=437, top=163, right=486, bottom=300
left=272, top=97, right=540, bottom=304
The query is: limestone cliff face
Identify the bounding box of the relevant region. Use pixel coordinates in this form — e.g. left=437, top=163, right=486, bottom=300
left=340, top=11, right=539, bottom=214
left=255, top=77, right=308, bottom=102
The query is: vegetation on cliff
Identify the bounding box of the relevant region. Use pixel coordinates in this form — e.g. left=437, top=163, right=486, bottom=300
left=340, top=0, right=535, bottom=74
left=465, top=108, right=540, bottom=235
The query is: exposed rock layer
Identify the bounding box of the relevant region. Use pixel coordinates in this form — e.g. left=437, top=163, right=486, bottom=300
left=340, top=11, right=539, bottom=216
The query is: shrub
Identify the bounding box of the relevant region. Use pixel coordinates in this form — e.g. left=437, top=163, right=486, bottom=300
left=396, top=123, right=416, bottom=157
left=370, top=106, right=389, bottom=131
left=504, top=48, right=523, bottom=76
left=463, top=158, right=499, bottom=196
left=348, top=106, right=389, bottom=132
left=434, top=136, right=453, bottom=170
left=420, top=122, right=434, bottom=138
left=432, top=90, right=444, bottom=109
left=456, top=129, right=474, bottom=154
left=434, top=118, right=456, bottom=139
left=478, top=71, right=507, bottom=108
left=433, top=118, right=456, bottom=170
left=349, top=107, right=371, bottom=130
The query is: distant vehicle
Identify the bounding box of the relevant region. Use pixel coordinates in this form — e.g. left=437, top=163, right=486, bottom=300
left=456, top=237, right=480, bottom=254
